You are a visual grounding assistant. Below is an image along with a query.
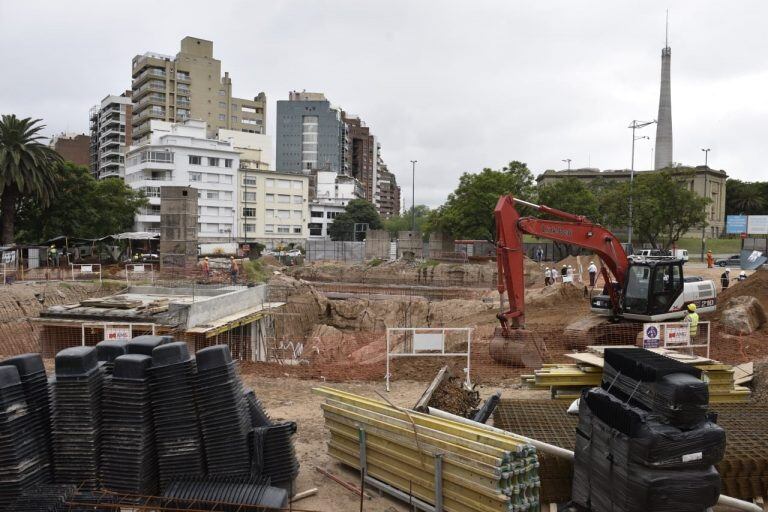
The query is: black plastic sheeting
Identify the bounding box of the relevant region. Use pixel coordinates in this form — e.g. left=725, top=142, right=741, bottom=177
left=162, top=477, right=288, bottom=511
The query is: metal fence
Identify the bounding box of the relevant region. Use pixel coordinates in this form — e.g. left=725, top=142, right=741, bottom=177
left=305, top=239, right=365, bottom=263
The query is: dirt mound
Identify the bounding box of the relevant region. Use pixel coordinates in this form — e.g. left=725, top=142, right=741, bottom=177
left=258, top=255, right=281, bottom=267
left=527, top=283, right=587, bottom=308
left=719, top=269, right=768, bottom=312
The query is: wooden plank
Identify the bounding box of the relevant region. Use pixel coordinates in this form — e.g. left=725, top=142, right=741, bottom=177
left=734, top=362, right=755, bottom=385
left=414, top=365, right=449, bottom=412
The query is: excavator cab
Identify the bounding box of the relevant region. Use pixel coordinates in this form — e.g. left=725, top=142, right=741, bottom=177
left=591, top=260, right=686, bottom=320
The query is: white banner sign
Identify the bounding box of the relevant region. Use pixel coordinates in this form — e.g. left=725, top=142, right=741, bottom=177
left=413, top=332, right=444, bottom=352
left=748, top=215, right=768, bottom=235
left=104, top=325, right=132, bottom=341
left=664, top=322, right=691, bottom=346
left=80, top=265, right=94, bottom=273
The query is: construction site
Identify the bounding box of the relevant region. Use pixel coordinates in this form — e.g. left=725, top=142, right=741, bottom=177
left=1, top=210, right=768, bottom=512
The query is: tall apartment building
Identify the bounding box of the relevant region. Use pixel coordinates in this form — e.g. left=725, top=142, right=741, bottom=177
left=276, top=91, right=347, bottom=173
left=376, top=164, right=401, bottom=218
left=50, top=133, right=90, bottom=167
left=124, top=120, right=240, bottom=242
left=343, top=113, right=378, bottom=204
left=89, top=92, right=133, bottom=179
left=131, top=37, right=266, bottom=143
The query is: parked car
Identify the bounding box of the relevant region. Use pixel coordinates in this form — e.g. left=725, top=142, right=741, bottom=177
left=628, top=249, right=673, bottom=263
left=716, top=254, right=741, bottom=267
left=286, top=249, right=302, bottom=257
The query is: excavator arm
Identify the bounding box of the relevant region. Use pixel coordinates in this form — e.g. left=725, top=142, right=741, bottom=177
left=494, top=195, right=629, bottom=334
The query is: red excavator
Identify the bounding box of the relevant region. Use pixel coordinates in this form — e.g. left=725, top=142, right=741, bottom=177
left=490, top=195, right=717, bottom=365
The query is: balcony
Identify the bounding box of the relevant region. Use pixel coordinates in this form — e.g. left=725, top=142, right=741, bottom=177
left=135, top=93, right=166, bottom=111
left=132, top=67, right=167, bottom=87
left=176, top=99, right=191, bottom=108
left=176, top=72, right=191, bottom=83
left=134, top=108, right=166, bottom=123
left=133, top=81, right=166, bottom=100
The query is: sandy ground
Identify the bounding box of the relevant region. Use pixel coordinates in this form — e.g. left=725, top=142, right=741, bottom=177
left=240, top=374, right=547, bottom=512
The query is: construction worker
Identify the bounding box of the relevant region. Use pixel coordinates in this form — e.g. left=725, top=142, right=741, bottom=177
left=706, top=250, right=714, bottom=268
left=560, top=264, right=568, bottom=279
left=685, top=303, right=699, bottom=340
left=230, top=257, right=239, bottom=285
left=201, top=257, right=210, bottom=279
left=587, top=261, right=598, bottom=287
left=739, top=270, right=748, bottom=282
left=544, top=267, right=551, bottom=286
left=48, top=245, right=58, bottom=267
left=721, top=268, right=731, bottom=290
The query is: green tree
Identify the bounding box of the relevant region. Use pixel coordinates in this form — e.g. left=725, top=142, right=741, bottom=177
left=15, top=162, right=147, bottom=242
left=725, top=178, right=767, bottom=215
left=328, top=199, right=383, bottom=241
left=598, top=170, right=709, bottom=250
left=425, top=161, right=536, bottom=241
left=383, top=205, right=430, bottom=236
left=537, top=177, right=599, bottom=219
left=0, top=115, right=62, bottom=243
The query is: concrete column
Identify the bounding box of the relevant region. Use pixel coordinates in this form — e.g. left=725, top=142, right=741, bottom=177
left=654, top=47, right=673, bottom=170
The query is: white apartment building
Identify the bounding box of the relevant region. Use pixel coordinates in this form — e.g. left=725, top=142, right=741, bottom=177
left=308, top=170, right=364, bottom=238
left=238, top=169, right=309, bottom=248
left=89, top=93, right=133, bottom=179
left=124, top=119, right=240, bottom=242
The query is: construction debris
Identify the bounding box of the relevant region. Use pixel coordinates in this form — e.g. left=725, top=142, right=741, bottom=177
left=521, top=345, right=752, bottom=403
left=414, top=365, right=481, bottom=418
left=314, top=386, right=541, bottom=512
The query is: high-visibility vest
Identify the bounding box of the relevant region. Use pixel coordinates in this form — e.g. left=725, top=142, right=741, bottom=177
left=686, top=312, right=699, bottom=336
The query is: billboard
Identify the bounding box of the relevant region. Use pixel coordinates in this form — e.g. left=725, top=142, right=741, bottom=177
left=748, top=216, right=768, bottom=235
left=725, top=215, right=747, bottom=234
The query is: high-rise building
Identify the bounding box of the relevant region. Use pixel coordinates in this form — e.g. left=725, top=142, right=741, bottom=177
left=124, top=119, right=240, bottom=242
left=89, top=91, right=133, bottom=179
left=376, top=164, right=401, bottom=218
left=343, top=113, right=376, bottom=203
left=130, top=37, right=266, bottom=143
left=654, top=20, right=673, bottom=170
left=276, top=91, right=346, bottom=173
left=50, top=133, right=90, bottom=167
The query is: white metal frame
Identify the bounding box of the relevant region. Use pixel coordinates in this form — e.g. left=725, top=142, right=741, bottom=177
left=0, top=263, right=6, bottom=285
left=125, top=263, right=155, bottom=286
left=80, top=322, right=156, bottom=346
left=385, top=327, right=472, bottom=391
left=661, top=320, right=711, bottom=359
left=70, top=263, right=102, bottom=284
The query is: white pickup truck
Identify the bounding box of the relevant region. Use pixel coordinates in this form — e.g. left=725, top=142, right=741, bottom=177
left=629, top=249, right=689, bottom=263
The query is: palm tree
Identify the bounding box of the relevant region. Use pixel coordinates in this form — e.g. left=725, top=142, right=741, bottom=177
left=733, top=187, right=766, bottom=215
left=0, top=115, right=62, bottom=244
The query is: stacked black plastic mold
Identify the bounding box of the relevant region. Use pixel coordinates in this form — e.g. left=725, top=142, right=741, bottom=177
left=194, top=346, right=252, bottom=478
left=50, top=346, right=104, bottom=490
left=571, top=348, right=725, bottom=512
left=100, top=354, right=158, bottom=495
left=162, top=476, right=288, bottom=511
left=7, top=484, right=77, bottom=511
left=147, top=342, right=206, bottom=488
left=250, top=421, right=300, bottom=489
left=244, top=389, right=272, bottom=428
left=0, top=366, right=51, bottom=508
left=95, top=340, right=127, bottom=375
left=0, top=354, right=53, bottom=481
left=126, top=335, right=172, bottom=356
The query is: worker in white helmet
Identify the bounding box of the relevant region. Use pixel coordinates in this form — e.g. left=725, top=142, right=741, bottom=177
left=721, top=268, right=731, bottom=289
left=544, top=267, right=552, bottom=286
left=738, top=270, right=747, bottom=282
left=587, top=260, right=598, bottom=287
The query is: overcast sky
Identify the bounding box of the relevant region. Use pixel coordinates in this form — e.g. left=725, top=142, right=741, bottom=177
left=1, top=1, right=766, bottom=209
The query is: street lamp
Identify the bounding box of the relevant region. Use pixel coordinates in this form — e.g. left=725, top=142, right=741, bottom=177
left=410, top=160, right=417, bottom=232
left=562, top=159, right=572, bottom=170
left=627, top=120, right=656, bottom=246
left=701, top=148, right=711, bottom=167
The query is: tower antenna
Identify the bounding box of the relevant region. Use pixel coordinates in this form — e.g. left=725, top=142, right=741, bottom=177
left=665, top=9, right=669, bottom=48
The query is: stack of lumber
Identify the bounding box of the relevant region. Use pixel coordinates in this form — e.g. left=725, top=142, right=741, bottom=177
left=314, top=386, right=541, bottom=512
left=521, top=346, right=751, bottom=403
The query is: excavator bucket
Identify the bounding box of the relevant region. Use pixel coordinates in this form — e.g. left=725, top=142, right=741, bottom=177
left=488, top=327, right=544, bottom=367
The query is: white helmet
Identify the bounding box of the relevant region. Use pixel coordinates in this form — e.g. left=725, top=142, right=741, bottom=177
left=725, top=268, right=731, bottom=273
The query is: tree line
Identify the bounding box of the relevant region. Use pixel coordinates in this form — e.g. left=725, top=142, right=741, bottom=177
left=0, top=115, right=146, bottom=244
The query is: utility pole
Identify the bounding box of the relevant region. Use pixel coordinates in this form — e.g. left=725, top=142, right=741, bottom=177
left=627, top=120, right=656, bottom=246
left=562, top=159, right=571, bottom=170
left=701, top=148, right=711, bottom=167
left=410, top=160, right=417, bottom=232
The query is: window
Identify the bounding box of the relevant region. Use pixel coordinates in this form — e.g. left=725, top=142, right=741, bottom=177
left=293, top=226, right=302, bottom=234
left=293, top=210, right=302, bottom=219
left=277, top=210, right=290, bottom=219
left=189, top=155, right=202, bottom=165
left=222, top=191, right=232, bottom=200
left=221, top=175, right=232, bottom=184
left=208, top=157, right=219, bottom=167
left=277, top=179, right=290, bottom=189
left=231, top=103, right=238, bottom=110
left=189, top=172, right=202, bottom=182
left=218, top=101, right=226, bottom=108
left=205, top=173, right=219, bottom=183
left=309, top=223, right=322, bottom=236
left=277, top=226, right=290, bottom=234
left=311, top=211, right=323, bottom=218
left=205, top=206, right=219, bottom=216
left=242, top=106, right=256, bottom=113
left=265, top=224, right=275, bottom=233
left=265, top=178, right=275, bottom=187
left=292, top=195, right=303, bottom=204
left=218, top=114, right=226, bottom=121
left=326, top=212, right=335, bottom=219
left=206, top=191, right=219, bottom=200
left=243, top=208, right=256, bottom=217
left=244, top=224, right=255, bottom=233
left=243, top=176, right=256, bottom=186
left=218, top=89, right=226, bottom=96
left=277, top=194, right=290, bottom=204
left=242, top=118, right=258, bottom=125
left=292, top=181, right=303, bottom=190
left=265, top=193, right=275, bottom=202
left=224, top=159, right=233, bottom=168
left=265, top=209, right=275, bottom=218
left=243, top=192, right=257, bottom=201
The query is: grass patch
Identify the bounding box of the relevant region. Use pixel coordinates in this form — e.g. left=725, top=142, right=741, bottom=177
left=242, top=259, right=268, bottom=283
left=673, top=237, right=741, bottom=255
left=419, top=259, right=440, bottom=269
left=368, top=258, right=384, bottom=267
